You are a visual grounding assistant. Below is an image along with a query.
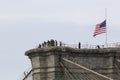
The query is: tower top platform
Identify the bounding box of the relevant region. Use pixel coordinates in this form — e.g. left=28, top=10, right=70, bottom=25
left=25, top=46, right=120, bottom=56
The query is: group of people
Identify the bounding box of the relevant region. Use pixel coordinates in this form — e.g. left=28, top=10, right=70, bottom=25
left=38, top=40, right=102, bottom=49
left=38, top=39, right=62, bottom=48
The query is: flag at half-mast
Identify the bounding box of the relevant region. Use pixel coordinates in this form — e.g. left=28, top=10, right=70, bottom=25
left=93, top=20, right=106, bottom=37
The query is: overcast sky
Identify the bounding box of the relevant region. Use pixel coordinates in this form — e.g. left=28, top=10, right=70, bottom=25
left=0, top=0, right=120, bottom=80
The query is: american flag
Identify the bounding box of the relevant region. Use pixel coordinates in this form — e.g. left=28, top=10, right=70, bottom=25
left=93, top=20, right=106, bottom=37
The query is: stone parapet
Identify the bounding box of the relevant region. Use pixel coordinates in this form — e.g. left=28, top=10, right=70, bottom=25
left=25, top=46, right=120, bottom=80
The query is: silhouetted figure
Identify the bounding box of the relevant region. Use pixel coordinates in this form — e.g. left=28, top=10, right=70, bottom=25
left=60, top=41, right=62, bottom=46
left=97, top=45, right=100, bottom=49
left=50, top=39, right=55, bottom=46
left=44, top=41, right=47, bottom=47
left=38, top=44, right=41, bottom=48
left=42, top=43, right=44, bottom=47
left=78, top=42, right=81, bottom=49
left=47, top=40, right=50, bottom=47
left=55, top=40, right=58, bottom=46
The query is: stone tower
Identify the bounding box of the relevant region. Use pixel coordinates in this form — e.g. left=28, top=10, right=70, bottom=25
left=25, top=46, right=120, bottom=80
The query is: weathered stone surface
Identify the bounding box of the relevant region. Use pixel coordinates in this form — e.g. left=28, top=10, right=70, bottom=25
left=25, top=46, right=120, bottom=80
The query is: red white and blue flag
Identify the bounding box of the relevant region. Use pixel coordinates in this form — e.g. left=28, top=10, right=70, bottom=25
left=93, top=20, right=106, bottom=37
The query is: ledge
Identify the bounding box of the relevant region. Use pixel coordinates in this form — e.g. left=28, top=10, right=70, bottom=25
left=25, top=46, right=120, bottom=56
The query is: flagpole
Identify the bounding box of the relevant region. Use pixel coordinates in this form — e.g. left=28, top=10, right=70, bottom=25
left=105, top=8, right=108, bottom=47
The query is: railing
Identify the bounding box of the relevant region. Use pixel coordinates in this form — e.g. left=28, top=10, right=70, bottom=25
left=107, top=42, right=120, bottom=48
left=36, top=41, right=120, bottom=49
left=64, top=43, right=97, bottom=49
left=63, top=42, right=120, bottom=49
left=18, top=67, right=32, bottom=80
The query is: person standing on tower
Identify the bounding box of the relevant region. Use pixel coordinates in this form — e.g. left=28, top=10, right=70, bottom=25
left=78, top=42, right=81, bottom=49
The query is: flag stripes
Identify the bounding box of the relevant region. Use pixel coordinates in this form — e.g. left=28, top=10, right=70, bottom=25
left=93, top=20, right=106, bottom=37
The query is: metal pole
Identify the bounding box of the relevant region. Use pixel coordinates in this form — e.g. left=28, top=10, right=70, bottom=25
left=105, top=8, right=108, bottom=47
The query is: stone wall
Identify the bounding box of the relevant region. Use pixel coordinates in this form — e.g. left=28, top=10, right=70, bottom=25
left=25, top=47, right=120, bottom=80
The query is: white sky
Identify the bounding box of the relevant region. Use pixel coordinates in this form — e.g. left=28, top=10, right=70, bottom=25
left=0, top=0, right=120, bottom=80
